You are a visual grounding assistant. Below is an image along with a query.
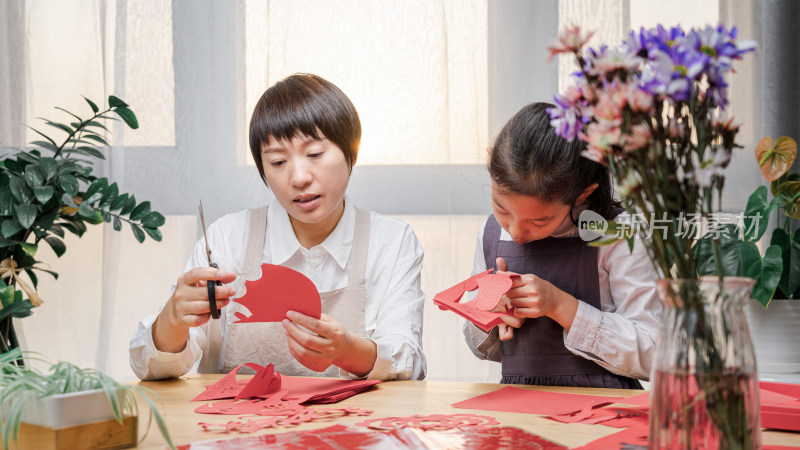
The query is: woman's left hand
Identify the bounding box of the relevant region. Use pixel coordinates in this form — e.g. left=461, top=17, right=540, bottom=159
left=506, top=274, right=579, bottom=331
left=282, top=311, right=350, bottom=373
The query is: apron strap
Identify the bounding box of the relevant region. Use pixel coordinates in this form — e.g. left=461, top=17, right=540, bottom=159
left=200, top=206, right=268, bottom=373
left=347, top=207, right=370, bottom=287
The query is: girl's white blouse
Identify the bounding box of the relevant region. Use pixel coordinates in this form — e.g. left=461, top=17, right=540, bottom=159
left=130, top=198, right=427, bottom=381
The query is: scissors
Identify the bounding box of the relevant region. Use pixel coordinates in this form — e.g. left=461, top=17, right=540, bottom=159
left=198, top=201, right=221, bottom=319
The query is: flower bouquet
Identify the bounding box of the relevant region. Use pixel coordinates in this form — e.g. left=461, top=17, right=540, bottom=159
left=549, top=24, right=759, bottom=448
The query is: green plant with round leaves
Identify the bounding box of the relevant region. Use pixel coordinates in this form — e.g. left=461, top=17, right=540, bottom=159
left=694, top=136, right=799, bottom=307
left=0, top=96, right=165, bottom=356
left=0, top=348, right=174, bottom=450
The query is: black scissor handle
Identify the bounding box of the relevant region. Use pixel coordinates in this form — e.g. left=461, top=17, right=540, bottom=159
left=208, top=262, right=221, bottom=319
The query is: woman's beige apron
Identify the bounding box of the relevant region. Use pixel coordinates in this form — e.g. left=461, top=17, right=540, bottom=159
left=199, top=205, right=369, bottom=376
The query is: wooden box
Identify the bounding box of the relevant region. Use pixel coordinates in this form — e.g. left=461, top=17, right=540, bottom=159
left=7, top=415, right=138, bottom=450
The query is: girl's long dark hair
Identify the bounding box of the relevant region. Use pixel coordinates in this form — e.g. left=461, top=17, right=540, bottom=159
left=489, top=102, right=620, bottom=219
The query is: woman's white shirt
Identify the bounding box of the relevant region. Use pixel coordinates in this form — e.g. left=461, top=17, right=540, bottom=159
left=130, top=198, right=426, bottom=381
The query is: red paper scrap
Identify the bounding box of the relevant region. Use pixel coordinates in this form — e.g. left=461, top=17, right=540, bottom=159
left=762, top=403, right=800, bottom=432
left=434, top=270, right=519, bottom=332
left=761, top=381, right=800, bottom=400
left=617, top=391, right=650, bottom=407
left=451, top=386, right=623, bottom=416
left=356, top=413, right=500, bottom=432
left=192, top=362, right=380, bottom=404
left=233, top=263, right=321, bottom=323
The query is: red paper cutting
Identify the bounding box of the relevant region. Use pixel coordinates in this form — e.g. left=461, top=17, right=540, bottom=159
left=233, top=263, right=321, bottom=323
left=356, top=413, right=500, bottom=431
left=571, top=424, right=649, bottom=450
left=192, top=363, right=282, bottom=402
left=451, top=386, right=623, bottom=416
left=434, top=270, right=519, bottom=332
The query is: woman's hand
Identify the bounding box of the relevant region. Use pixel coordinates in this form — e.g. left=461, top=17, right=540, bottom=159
left=495, top=257, right=525, bottom=341
left=153, top=267, right=237, bottom=353
left=282, top=311, right=377, bottom=376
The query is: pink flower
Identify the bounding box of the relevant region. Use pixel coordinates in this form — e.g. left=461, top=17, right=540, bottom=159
left=547, top=25, right=596, bottom=61
left=622, top=123, right=652, bottom=152
left=627, top=84, right=654, bottom=113
left=667, top=118, right=686, bottom=140
left=581, top=146, right=607, bottom=164
left=583, top=122, right=621, bottom=153
left=592, top=84, right=627, bottom=123
left=589, top=49, right=640, bottom=77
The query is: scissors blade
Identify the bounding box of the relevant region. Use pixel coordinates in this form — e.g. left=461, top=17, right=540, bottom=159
left=198, top=200, right=213, bottom=267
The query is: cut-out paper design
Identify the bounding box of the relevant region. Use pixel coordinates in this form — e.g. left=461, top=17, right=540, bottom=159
left=233, top=263, right=321, bottom=323
left=198, top=406, right=374, bottom=434
left=192, top=363, right=280, bottom=402
left=178, top=424, right=429, bottom=449
left=356, top=413, right=500, bottom=432
left=434, top=270, right=519, bottom=332
left=451, top=386, right=623, bottom=416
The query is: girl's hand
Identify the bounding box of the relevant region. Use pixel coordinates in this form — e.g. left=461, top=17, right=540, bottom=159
left=282, top=312, right=377, bottom=376
left=495, top=257, right=525, bottom=341
left=153, top=267, right=237, bottom=352
left=496, top=257, right=579, bottom=333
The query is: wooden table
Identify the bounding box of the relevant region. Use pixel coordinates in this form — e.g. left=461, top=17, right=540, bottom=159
left=135, top=375, right=800, bottom=449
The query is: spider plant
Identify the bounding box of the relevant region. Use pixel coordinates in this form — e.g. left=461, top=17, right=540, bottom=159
left=0, top=348, right=174, bottom=449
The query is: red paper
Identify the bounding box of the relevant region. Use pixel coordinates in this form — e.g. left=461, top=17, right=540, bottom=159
left=434, top=270, right=518, bottom=332
left=233, top=263, right=320, bottom=323
left=452, top=386, right=623, bottom=416
left=760, top=381, right=800, bottom=402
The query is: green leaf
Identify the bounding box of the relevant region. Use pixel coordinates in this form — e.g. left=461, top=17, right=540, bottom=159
left=23, top=164, right=44, bottom=189
left=84, top=96, right=99, bottom=113
left=0, top=296, right=34, bottom=321
left=85, top=209, right=104, bottom=225
left=1, top=218, right=24, bottom=238
left=693, top=224, right=743, bottom=276
left=50, top=224, right=65, bottom=238
left=19, top=242, right=38, bottom=257
left=143, top=226, right=162, bottom=242
left=44, top=236, right=66, bottom=257
left=58, top=174, right=79, bottom=197
left=73, top=146, right=106, bottom=160
left=130, top=223, right=145, bottom=243
left=32, top=185, right=55, bottom=203
left=129, top=201, right=151, bottom=221
left=26, top=126, right=58, bottom=149
left=54, top=106, right=82, bottom=122
left=30, top=140, right=59, bottom=153
left=8, top=176, right=34, bottom=204
left=83, top=120, right=110, bottom=132
left=112, top=216, right=122, bottom=231
left=101, top=210, right=111, bottom=222
left=81, top=134, right=110, bottom=146
left=25, top=268, right=38, bottom=288
left=110, top=193, right=129, bottom=212
left=743, top=186, right=780, bottom=241
left=14, top=204, right=38, bottom=228
left=114, top=107, right=139, bottom=129
left=120, top=195, right=136, bottom=215
left=43, top=120, right=74, bottom=135
left=38, top=157, right=58, bottom=180
left=0, top=189, right=14, bottom=215
left=0, top=235, right=15, bottom=248
left=100, top=182, right=119, bottom=207
left=77, top=201, right=95, bottom=219
left=141, top=211, right=165, bottom=228
left=771, top=229, right=800, bottom=296
left=84, top=178, right=108, bottom=204
left=108, top=95, right=129, bottom=108
left=61, top=218, right=87, bottom=237
left=741, top=242, right=782, bottom=307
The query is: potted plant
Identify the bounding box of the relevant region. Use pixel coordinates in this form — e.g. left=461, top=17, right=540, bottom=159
left=694, top=135, right=799, bottom=378
left=549, top=23, right=758, bottom=447
left=0, top=96, right=165, bottom=358
left=0, top=97, right=172, bottom=448
left=0, top=347, right=174, bottom=449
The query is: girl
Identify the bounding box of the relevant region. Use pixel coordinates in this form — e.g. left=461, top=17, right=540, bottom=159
left=463, top=102, right=661, bottom=388
left=130, top=74, right=426, bottom=381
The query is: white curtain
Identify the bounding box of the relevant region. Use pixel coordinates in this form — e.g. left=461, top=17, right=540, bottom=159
left=2, top=0, right=760, bottom=383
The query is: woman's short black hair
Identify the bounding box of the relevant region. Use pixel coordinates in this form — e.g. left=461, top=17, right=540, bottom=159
left=249, top=73, right=361, bottom=184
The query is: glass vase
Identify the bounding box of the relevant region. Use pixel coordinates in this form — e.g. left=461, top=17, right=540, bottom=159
left=649, top=277, right=761, bottom=450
